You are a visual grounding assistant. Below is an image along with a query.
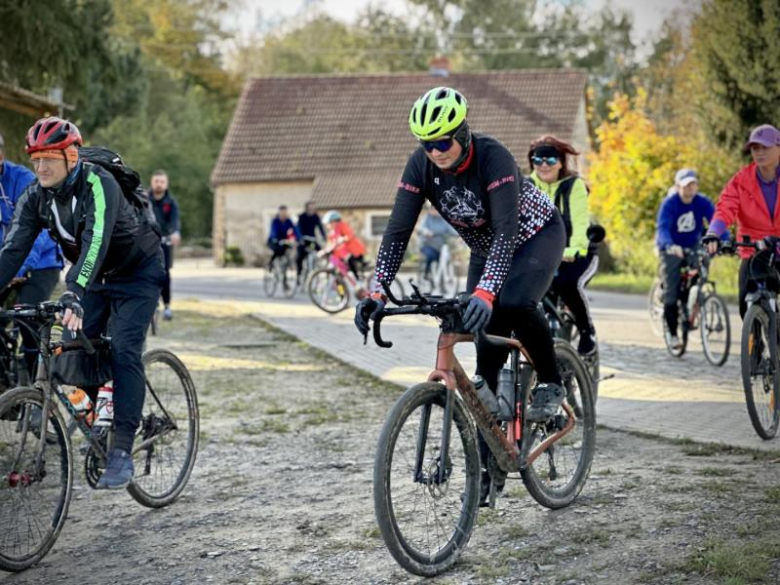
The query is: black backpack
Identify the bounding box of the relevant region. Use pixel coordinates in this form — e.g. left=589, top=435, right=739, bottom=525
left=78, top=146, right=160, bottom=235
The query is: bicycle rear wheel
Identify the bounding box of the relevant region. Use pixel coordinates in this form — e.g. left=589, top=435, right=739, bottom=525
left=308, top=268, right=350, bottom=313
left=521, top=341, right=595, bottom=509
left=374, top=382, right=480, bottom=577
left=126, top=350, right=199, bottom=508
left=648, top=279, right=664, bottom=336
left=741, top=305, right=780, bottom=439
left=0, top=387, right=72, bottom=572
left=262, top=266, right=278, bottom=297
left=701, top=293, right=731, bottom=367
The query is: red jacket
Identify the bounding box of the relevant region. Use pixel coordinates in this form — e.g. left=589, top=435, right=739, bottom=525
left=712, top=163, right=780, bottom=259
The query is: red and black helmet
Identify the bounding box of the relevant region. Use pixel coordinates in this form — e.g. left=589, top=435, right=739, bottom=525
left=25, top=117, right=82, bottom=154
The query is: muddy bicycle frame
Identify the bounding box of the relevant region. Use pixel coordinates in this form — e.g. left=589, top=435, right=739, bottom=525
left=371, top=294, right=577, bottom=484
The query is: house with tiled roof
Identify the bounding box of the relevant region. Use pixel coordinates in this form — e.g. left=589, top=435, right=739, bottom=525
left=211, top=68, right=589, bottom=265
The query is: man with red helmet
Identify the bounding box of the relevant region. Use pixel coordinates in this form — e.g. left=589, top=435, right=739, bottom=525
left=0, top=117, right=163, bottom=489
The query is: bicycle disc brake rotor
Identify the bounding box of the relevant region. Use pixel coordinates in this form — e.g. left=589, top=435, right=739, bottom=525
left=424, top=455, right=452, bottom=499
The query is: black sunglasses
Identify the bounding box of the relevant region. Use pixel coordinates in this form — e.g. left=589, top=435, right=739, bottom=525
left=532, top=155, right=560, bottom=167
left=421, top=137, right=454, bottom=153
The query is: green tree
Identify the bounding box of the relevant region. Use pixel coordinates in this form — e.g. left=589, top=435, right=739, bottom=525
left=692, top=0, right=780, bottom=150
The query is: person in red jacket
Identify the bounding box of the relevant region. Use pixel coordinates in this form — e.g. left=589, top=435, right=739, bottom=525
left=704, top=124, right=780, bottom=317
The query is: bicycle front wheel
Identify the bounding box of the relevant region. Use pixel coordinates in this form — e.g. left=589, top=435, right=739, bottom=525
left=701, top=293, right=731, bottom=367
left=0, top=387, right=73, bottom=572
left=521, top=341, right=596, bottom=509
left=308, top=269, right=350, bottom=313
left=262, top=267, right=278, bottom=297
left=374, top=382, right=480, bottom=577
left=663, top=301, right=688, bottom=358
left=126, top=350, right=199, bottom=508
left=741, top=304, right=780, bottom=439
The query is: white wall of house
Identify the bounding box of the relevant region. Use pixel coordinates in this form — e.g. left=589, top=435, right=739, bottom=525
left=571, top=97, right=591, bottom=174
left=213, top=180, right=313, bottom=265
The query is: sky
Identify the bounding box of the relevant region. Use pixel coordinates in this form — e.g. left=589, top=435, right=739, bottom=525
left=238, top=0, right=699, bottom=53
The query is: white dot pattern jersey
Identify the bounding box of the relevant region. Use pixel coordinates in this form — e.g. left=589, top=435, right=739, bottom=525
left=373, top=133, right=556, bottom=298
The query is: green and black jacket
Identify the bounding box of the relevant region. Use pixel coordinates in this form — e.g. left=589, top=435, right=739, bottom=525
left=0, top=163, right=160, bottom=297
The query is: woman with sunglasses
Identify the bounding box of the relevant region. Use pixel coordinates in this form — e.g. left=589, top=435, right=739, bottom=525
left=354, top=87, right=567, bottom=501
left=528, top=136, right=598, bottom=356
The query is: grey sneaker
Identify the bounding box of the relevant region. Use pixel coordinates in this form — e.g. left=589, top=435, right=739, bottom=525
left=163, top=307, right=173, bottom=321
left=96, top=448, right=134, bottom=490
left=526, top=383, right=565, bottom=423
left=669, top=335, right=682, bottom=350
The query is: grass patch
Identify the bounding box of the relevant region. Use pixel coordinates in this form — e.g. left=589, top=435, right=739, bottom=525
left=363, top=526, right=381, bottom=539
left=572, top=528, right=610, bottom=547
left=663, top=465, right=684, bottom=475
left=589, top=272, right=654, bottom=295
left=265, top=405, right=287, bottom=415
left=696, top=467, right=737, bottom=477
left=295, top=403, right=341, bottom=426
left=765, top=486, right=780, bottom=504
left=699, top=480, right=737, bottom=496
left=501, top=523, right=529, bottom=540
left=684, top=539, right=780, bottom=582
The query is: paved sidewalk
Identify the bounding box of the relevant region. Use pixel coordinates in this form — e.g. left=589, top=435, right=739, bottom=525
left=172, top=261, right=780, bottom=452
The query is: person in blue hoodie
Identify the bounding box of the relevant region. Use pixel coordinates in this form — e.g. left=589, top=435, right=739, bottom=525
left=0, top=131, right=64, bottom=377
left=655, top=168, right=715, bottom=349
left=266, top=205, right=299, bottom=267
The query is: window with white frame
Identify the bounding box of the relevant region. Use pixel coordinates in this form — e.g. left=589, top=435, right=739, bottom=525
left=366, top=212, right=392, bottom=239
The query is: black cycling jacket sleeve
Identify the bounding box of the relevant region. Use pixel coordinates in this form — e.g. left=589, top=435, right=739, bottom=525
left=0, top=184, right=45, bottom=290
left=474, top=146, right=520, bottom=298
left=67, top=168, right=121, bottom=297
left=373, top=153, right=427, bottom=291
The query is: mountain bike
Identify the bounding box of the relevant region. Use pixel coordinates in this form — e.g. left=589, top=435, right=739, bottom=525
left=296, top=236, right=323, bottom=292
left=263, top=240, right=296, bottom=298
left=416, top=241, right=460, bottom=297
left=369, top=285, right=594, bottom=576
left=542, top=225, right=607, bottom=397
left=543, top=292, right=602, bottom=400
left=730, top=238, right=780, bottom=439
left=0, top=302, right=199, bottom=572
left=307, top=251, right=405, bottom=314
left=650, top=248, right=731, bottom=365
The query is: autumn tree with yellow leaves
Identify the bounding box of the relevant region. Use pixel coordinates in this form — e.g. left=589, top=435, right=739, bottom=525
left=588, top=89, right=734, bottom=275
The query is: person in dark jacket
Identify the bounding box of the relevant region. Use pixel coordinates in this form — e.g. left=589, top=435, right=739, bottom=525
left=0, top=117, right=163, bottom=490
left=267, top=205, right=299, bottom=266
left=149, top=170, right=181, bottom=321
left=0, top=131, right=64, bottom=377
left=295, top=201, right=325, bottom=282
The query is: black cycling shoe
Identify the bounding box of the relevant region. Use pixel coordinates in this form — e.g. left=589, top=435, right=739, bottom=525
left=577, top=333, right=597, bottom=356
left=526, top=382, right=565, bottom=423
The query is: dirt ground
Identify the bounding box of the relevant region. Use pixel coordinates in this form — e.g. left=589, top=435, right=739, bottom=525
left=2, top=300, right=779, bottom=585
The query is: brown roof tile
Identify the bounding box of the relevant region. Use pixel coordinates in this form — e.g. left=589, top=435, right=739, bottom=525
left=212, top=70, right=588, bottom=206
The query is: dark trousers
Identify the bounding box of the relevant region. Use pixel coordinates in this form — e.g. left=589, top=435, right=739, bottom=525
left=661, top=252, right=687, bottom=334
left=67, top=253, right=164, bottom=453
left=549, top=254, right=599, bottom=338
left=161, top=243, right=173, bottom=306
left=17, top=269, right=61, bottom=376
left=296, top=241, right=320, bottom=276
left=421, top=245, right=440, bottom=275
left=738, top=254, right=780, bottom=319
left=467, top=213, right=566, bottom=390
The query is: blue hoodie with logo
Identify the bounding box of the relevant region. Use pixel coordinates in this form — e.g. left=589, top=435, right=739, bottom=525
left=655, top=189, right=715, bottom=251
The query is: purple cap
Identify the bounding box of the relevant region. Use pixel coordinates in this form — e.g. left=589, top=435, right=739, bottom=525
left=675, top=168, right=698, bottom=187
left=745, top=124, right=780, bottom=150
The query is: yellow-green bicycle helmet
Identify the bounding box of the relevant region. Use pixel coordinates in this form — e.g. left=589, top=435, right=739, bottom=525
left=409, top=87, right=468, bottom=141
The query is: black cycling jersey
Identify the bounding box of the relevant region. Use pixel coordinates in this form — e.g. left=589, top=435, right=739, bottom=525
left=374, top=133, right=555, bottom=298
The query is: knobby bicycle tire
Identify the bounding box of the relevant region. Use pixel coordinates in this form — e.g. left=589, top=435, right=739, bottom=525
left=126, top=350, right=199, bottom=508
left=520, top=341, right=596, bottom=509
left=0, top=387, right=73, bottom=572
left=374, top=382, right=480, bottom=577
left=741, top=304, right=780, bottom=439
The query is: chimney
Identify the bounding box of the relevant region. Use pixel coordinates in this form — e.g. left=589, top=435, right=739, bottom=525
left=429, top=56, right=451, bottom=77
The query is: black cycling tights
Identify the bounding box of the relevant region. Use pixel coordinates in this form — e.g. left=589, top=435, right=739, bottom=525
left=467, top=214, right=566, bottom=390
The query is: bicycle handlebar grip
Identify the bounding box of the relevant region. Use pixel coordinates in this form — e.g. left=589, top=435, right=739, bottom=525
left=381, top=281, right=402, bottom=306
left=372, top=312, right=393, bottom=348
left=77, top=329, right=96, bottom=355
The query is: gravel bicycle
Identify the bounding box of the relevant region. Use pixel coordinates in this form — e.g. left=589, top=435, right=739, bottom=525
left=0, top=302, right=199, bottom=572
left=649, top=247, right=731, bottom=365
left=308, top=251, right=405, bottom=314
left=729, top=238, right=780, bottom=439
left=369, top=286, right=595, bottom=576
